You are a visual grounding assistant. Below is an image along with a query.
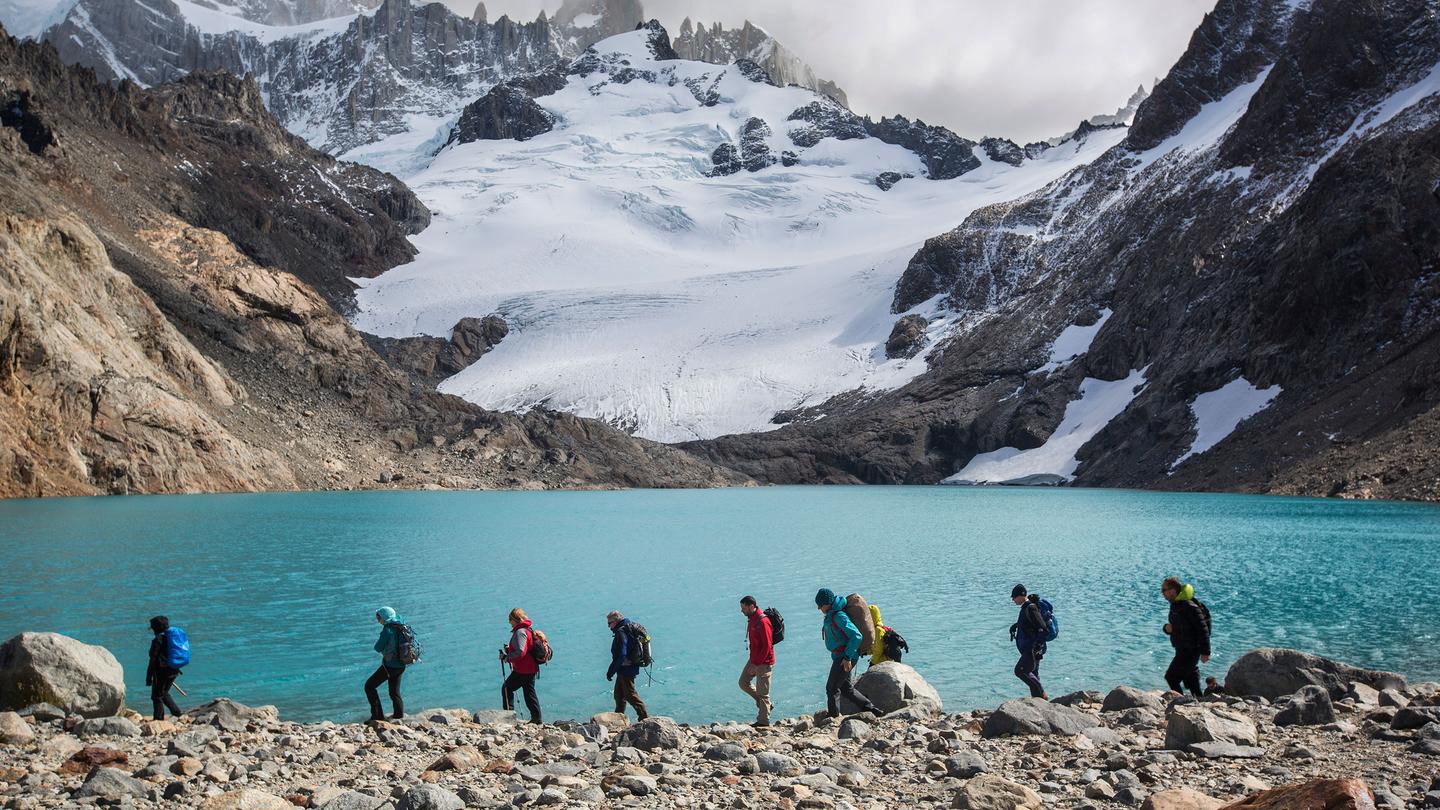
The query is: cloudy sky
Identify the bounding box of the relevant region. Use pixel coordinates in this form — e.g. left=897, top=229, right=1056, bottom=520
left=449, top=0, right=1216, bottom=143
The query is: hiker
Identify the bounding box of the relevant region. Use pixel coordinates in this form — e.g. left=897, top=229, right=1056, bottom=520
left=606, top=611, right=649, bottom=720
left=816, top=589, right=879, bottom=718
left=1203, top=676, right=1225, bottom=696
left=1161, top=577, right=1211, bottom=698
left=1009, top=584, right=1048, bottom=700
left=500, top=608, right=542, bottom=724
left=739, top=596, right=774, bottom=726
left=365, top=606, right=407, bottom=722
left=145, top=616, right=186, bottom=721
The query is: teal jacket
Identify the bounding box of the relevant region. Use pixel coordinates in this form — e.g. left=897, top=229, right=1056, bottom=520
left=374, top=608, right=405, bottom=669
left=821, top=595, right=862, bottom=662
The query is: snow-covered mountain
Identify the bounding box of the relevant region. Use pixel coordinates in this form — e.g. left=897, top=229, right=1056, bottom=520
left=22, top=0, right=846, bottom=156
left=673, top=17, right=848, bottom=107
left=349, top=23, right=1128, bottom=442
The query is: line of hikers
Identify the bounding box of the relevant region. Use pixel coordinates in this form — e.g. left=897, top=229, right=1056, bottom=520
left=140, top=576, right=1215, bottom=725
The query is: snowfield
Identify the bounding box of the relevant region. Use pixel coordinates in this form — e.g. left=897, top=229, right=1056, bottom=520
left=351, top=30, right=1127, bottom=442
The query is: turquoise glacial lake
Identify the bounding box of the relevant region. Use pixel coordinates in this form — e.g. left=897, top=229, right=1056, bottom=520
left=2, top=487, right=1438, bottom=724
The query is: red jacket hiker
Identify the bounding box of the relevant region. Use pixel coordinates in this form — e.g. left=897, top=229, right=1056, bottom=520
left=505, top=618, right=539, bottom=675
left=747, top=610, right=775, bottom=666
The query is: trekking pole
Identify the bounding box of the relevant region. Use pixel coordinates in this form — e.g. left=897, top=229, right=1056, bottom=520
left=173, top=684, right=189, bottom=697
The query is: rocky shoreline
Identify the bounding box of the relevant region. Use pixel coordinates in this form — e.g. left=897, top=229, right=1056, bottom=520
left=2, top=637, right=1438, bottom=810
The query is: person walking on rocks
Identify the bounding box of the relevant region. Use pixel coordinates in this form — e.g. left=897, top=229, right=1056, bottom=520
left=606, top=611, right=650, bottom=720
left=739, top=596, right=775, bottom=726
left=1161, top=577, right=1212, bottom=698
left=365, top=606, right=407, bottom=722
left=1009, top=585, right=1048, bottom=700
left=145, top=616, right=186, bottom=721
left=501, top=608, right=542, bottom=724
left=816, top=589, right=879, bottom=718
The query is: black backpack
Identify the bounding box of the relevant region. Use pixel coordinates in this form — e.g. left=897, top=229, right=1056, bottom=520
left=391, top=623, right=422, bottom=665
left=882, top=628, right=909, bottom=663
left=622, top=622, right=653, bottom=667
left=763, top=607, right=785, bottom=644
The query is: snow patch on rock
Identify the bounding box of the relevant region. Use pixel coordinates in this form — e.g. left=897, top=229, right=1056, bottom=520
left=1172, top=377, right=1281, bottom=469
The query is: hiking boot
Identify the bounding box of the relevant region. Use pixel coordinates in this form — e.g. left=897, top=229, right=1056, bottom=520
left=753, top=719, right=770, bottom=727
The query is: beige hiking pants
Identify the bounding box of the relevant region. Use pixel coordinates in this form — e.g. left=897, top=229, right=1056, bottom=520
left=739, top=662, right=773, bottom=723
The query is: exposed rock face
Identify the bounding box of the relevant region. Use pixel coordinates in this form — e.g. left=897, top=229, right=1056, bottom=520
left=1273, top=685, right=1336, bottom=727
left=1225, top=649, right=1408, bottom=700
left=444, top=84, right=556, bottom=147
left=0, top=633, right=125, bottom=718
left=1164, top=704, right=1259, bottom=751
left=784, top=97, right=984, bottom=181
left=368, top=315, right=508, bottom=383
left=886, top=315, right=930, bottom=359
left=1217, top=779, right=1376, bottom=810
left=692, top=0, right=1440, bottom=500
left=671, top=17, right=847, bottom=105
left=0, top=25, right=747, bottom=497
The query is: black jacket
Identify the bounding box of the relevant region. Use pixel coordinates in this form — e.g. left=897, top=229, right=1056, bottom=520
left=145, top=634, right=176, bottom=685
left=1012, top=599, right=1048, bottom=653
left=1168, top=598, right=1211, bottom=655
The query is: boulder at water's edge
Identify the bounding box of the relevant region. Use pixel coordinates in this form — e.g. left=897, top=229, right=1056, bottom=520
left=0, top=633, right=124, bottom=718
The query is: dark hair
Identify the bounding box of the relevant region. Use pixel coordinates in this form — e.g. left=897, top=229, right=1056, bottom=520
left=740, top=595, right=757, bottom=607
left=1162, top=576, right=1183, bottom=593
left=1028, top=594, right=1040, bottom=604
left=149, top=615, right=169, bottom=634
left=1011, top=584, right=1027, bottom=599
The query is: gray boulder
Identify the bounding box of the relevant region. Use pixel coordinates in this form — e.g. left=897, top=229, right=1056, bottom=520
left=982, top=698, right=1100, bottom=738
left=838, top=717, right=872, bottom=740
left=0, top=710, right=34, bottom=744
left=617, top=716, right=682, bottom=751
left=1274, top=685, right=1336, bottom=726
left=1392, top=706, right=1440, bottom=730
left=755, top=750, right=801, bottom=775
left=1103, top=686, right=1165, bottom=713
left=187, top=698, right=277, bottom=732
left=74, top=766, right=148, bottom=800
left=0, top=632, right=125, bottom=718
left=703, top=742, right=747, bottom=761
left=74, top=715, right=141, bottom=737
left=17, top=702, right=67, bottom=721
left=1163, top=704, right=1258, bottom=750
left=317, top=792, right=388, bottom=810
left=1053, top=690, right=1105, bottom=707
left=1187, top=741, right=1267, bottom=759
left=849, top=662, right=943, bottom=715
left=472, top=708, right=523, bottom=725
left=944, top=750, right=987, bottom=778
left=169, top=725, right=221, bottom=757
left=1224, top=648, right=1405, bottom=700
left=396, top=785, right=464, bottom=810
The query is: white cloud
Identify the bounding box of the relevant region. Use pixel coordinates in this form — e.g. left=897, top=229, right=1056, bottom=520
left=453, top=0, right=1215, bottom=143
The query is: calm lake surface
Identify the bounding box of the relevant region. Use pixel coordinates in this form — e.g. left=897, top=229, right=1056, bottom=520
left=3, top=487, right=1438, bottom=724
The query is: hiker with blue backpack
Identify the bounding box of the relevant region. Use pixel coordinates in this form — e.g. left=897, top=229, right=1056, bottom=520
left=366, top=606, right=418, bottom=723
left=1009, top=584, right=1056, bottom=700
left=145, top=615, right=189, bottom=720
left=606, top=611, right=651, bottom=720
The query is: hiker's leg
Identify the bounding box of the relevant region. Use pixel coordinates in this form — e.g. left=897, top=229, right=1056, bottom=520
left=627, top=678, right=649, bottom=720
left=754, top=665, right=772, bottom=724
left=616, top=675, right=648, bottom=720
left=835, top=664, right=876, bottom=714
left=739, top=663, right=758, bottom=701
left=1164, top=652, right=1186, bottom=693
left=521, top=675, right=541, bottom=724
left=157, top=670, right=182, bottom=718
left=1017, top=650, right=1045, bottom=699
left=386, top=666, right=405, bottom=719
left=364, top=665, right=387, bottom=720
left=150, top=675, right=167, bottom=721
left=613, top=676, right=626, bottom=714
left=824, top=658, right=845, bottom=716
left=502, top=671, right=519, bottom=711
left=1179, top=651, right=1203, bottom=697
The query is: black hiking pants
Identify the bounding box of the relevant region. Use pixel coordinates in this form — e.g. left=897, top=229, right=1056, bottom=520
left=503, top=671, right=542, bottom=723
left=613, top=674, right=648, bottom=720
left=365, top=664, right=405, bottom=720
left=1014, top=647, right=1045, bottom=698
left=825, top=658, right=876, bottom=717
left=150, top=667, right=183, bottom=720
left=1165, top=648, right=1203, bottom=697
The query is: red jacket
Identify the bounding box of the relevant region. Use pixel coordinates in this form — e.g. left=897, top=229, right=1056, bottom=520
left=505, top=620, right=539, bottom=675
left=747, top=611, right=774, bottom=666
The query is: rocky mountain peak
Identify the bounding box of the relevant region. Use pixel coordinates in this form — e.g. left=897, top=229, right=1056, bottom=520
left=471, top=1, right=486, bottom=23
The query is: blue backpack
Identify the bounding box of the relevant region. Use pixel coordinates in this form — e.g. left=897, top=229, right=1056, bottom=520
left=1037, top=599, right=1059, bottom=642
left=163, top=627, right=190, bottom=669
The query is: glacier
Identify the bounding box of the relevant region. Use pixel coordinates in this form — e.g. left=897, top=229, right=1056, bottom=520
left=350, top=29, right=1128, bottom=442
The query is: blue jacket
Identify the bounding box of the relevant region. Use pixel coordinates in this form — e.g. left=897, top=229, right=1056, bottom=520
left=821, top=595, right=862, bottom=662
left=608, top=619, right=640, bottom=679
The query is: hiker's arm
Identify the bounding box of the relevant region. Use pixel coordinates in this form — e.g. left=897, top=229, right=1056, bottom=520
left=842, top=616, right=862, bottom=661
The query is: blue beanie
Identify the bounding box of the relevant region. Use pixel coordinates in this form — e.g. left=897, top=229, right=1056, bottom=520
left=815, top=588, right=835, bottom=607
